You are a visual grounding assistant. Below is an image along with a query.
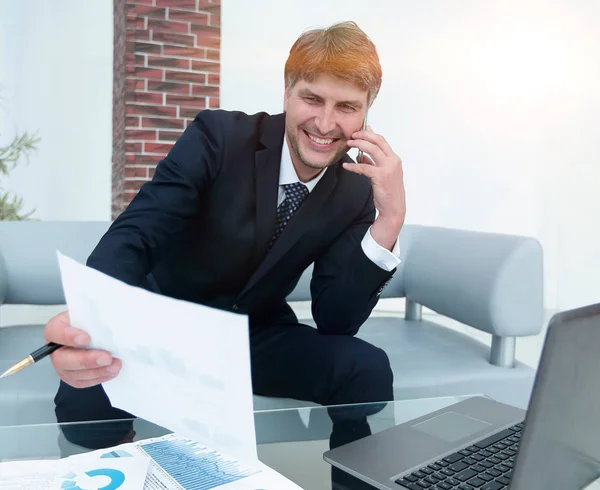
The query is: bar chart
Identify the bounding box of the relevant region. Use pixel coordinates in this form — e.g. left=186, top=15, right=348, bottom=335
left=139, top=437, right=259, bottom=490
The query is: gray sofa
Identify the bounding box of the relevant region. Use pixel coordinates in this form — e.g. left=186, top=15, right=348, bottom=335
left=0, top=221, right=544, bottom=427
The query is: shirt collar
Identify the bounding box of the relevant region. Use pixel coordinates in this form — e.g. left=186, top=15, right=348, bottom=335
left=279, top=132, right=327, bottom=193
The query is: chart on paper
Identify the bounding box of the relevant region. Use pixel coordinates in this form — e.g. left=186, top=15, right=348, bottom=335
left=138, top=437, right=260, bottom=490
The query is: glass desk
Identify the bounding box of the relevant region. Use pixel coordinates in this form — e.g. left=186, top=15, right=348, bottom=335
left=0, top=395, right=476, bottom=490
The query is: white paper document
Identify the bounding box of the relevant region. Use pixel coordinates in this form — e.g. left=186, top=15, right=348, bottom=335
left=57, top=252, right=257, bottom=463
left=0, top=433, right=301, bottom=489
left=0, top=450, right=148, bottom=490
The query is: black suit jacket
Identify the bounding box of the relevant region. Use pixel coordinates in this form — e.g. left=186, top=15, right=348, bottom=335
left=88, top=110, right=394, bottom=335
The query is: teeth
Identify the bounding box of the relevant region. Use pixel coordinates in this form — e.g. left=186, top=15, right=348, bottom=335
left=307, top=133, right=334, bottom=145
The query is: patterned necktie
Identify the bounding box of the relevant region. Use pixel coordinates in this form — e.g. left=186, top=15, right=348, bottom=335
left=269, top=182, right=309, bottom=249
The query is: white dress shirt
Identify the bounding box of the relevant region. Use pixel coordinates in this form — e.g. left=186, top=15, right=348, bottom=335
left=278, top=138, right=401, bottom=272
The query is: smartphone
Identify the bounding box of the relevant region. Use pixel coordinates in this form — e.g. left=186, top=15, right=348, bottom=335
left=357, top=114, right=368, bottom=163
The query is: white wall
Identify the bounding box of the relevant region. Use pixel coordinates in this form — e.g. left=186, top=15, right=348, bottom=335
left=0, top=0, right=113, bottom=221
left=221, top=0, right=600, bottom=311
left=1, top=1, right=598, bottom=312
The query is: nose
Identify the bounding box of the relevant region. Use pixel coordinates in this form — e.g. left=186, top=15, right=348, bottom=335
left=314, top=107, right=336, bottom=136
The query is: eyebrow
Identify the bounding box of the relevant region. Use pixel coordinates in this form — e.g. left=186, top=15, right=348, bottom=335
left=298, top=88, right=364, bottom=110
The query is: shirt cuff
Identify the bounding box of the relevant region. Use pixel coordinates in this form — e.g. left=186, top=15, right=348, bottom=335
left=361, top=226, right=401, bottom=272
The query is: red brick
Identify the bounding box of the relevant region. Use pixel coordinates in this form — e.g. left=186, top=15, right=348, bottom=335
left=191, top=24, right=220, bottom=49
left=124, top=179, right=147, bottom=191
left=132, top=67, right=164, bottom=80
left=155, top=0, right=196, bottom=9
left=162, top=45, right=206, bottom=59
left=191, top=60, right=219, bottom=73
left=126, top=78, right=146, bottom=92
left=132, top=29, right=151, bottom=41
left=132, top=42, right=162, bottom=54
left=148, top=80, right=190, bottom=94
left=126, top=15, right=145, bottom=30
left=209, top=12, right=221, bottom=27
left=131, top=5, right=167, bottom=19
left=127, top=103, right=177, bottom=117
left=206, top=49, right=220, bottom=61
left=151, top=31, right=195, bottom=46
left=135, top=54, right=146, bottom=66
left=148, top=167, right=156, bottom=178
left=165, top=70, right=206, bottom=84
left=209, top=97, right=220, bottom=108
left=179, top=107, right=202, bottom=119
left=126, top=53, right=135, bottom=65
left=147, top=55, right=190, bottom=70
left=126, top=154, right=162, bottom=166
left=191, top=84, right=219, bottom=97
left=125, top=167, right=148, bottom=178
left=197, top=1, right=221, bottom=14
left=166, top=95, right=206, bottom=109
left=168, top=9, right=208, bottom=25
left=126, top=116, right=141, bottom=127
left=124, top=190, right=138, bottom=203
left=126, top=129, right=157, bottom=140
left=207, top=73, right=219, bottom=85
left=125, top=142, right=143, bottom=153
left=158, top=130, right=183, bottom=141
left=148, top=18, right=189, bottom=34
left=127, top=91, right=163, bottom=104
left=144, top=142, right=173, bottom=154
left=141, top=117, right=185, bottom=130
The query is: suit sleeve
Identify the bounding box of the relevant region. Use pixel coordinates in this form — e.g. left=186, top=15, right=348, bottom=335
left=310, top=188, right=396, bottom=336
left=86, top=112, right=222, bottom=285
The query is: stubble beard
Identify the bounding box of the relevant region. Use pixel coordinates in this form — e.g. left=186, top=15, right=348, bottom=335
left=287, top=126, right=349, bottom=171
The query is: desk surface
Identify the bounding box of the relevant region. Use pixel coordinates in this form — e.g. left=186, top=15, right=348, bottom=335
left=0, top=394, right=475, bottom=489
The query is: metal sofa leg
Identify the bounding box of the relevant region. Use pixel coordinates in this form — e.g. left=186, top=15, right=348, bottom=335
left=490, top=336, right=516, bottom=367
left=405, top=300, right=422, bottom=321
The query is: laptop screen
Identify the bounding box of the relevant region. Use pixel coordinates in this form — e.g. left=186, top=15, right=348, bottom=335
left=511, top=304, right=600, bottom=490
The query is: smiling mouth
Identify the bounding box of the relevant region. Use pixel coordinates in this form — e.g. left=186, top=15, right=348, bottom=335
left=303, top=130, right=339, bottom=146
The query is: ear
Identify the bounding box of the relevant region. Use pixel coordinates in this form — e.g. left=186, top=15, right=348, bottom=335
left=283, top=85, right=290, bottom=112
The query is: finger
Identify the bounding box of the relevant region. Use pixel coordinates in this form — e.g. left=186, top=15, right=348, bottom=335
left=347, top=139, right=386, bottom=161
left=351, top=128, right=394, bottom=157
left=357, top=153, right=376, bottom=166
left=342, top=162, right=377, bottom=178
left=58, top=359, right=121, bottom=382
left=63, top=374, right=117, bottom=390
left=51, top=346, right=114, bottom=371
left=44, top=311, right=90, bottom=347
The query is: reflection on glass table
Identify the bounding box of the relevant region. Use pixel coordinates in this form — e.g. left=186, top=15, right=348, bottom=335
left=0, top=394, right=475, bottom=490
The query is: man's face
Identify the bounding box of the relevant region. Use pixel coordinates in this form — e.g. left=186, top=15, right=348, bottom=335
left=284, top=73, right=368, bottom=180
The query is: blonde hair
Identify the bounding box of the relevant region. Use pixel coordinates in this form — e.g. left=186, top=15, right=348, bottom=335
left=284, top=21, right=382, bottom=106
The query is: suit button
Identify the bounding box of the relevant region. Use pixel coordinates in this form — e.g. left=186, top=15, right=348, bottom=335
left=232, top=304, right=238, bottom=311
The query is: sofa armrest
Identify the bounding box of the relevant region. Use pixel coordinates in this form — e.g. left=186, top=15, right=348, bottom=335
left=400, top=225, right=544, bottom=337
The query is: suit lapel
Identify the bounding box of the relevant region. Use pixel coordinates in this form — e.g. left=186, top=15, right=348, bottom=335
left=251, top=113, right=285, bottom=269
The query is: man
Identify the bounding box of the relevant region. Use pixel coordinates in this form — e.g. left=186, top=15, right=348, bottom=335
left=45, top=21, right=406, bottom=425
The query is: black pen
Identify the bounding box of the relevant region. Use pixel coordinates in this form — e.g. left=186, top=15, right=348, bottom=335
left=1, top=342, right=63, bottom=378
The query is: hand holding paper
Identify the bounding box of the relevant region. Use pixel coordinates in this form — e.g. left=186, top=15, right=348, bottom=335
left=43, top=310, right=122, bottom=388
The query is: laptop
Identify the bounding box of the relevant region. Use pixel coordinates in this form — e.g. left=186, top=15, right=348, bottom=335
left=324, top=302, right=600, bottom=490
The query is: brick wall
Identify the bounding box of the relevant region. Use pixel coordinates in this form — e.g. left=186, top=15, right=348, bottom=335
left=113, top=0, right=221, bottom=216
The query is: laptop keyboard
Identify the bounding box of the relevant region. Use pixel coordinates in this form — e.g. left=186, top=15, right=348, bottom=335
left=395, top=422, right=523, bottom=490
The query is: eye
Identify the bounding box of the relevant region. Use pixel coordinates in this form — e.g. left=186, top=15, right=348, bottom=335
left=304, top=96, right=320, bottom=104
left=339, top=104, right=356, bottom=112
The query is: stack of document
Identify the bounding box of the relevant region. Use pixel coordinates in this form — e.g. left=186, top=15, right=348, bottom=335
left=0, top=253, right=302, bottom=489
left=0, top=433, right=300, bottom=489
